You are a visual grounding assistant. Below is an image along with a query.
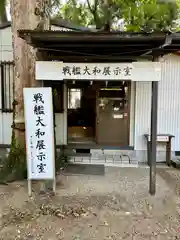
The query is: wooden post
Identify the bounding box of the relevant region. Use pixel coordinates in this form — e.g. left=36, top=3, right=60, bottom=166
left=149, top=80, right=158, bottom=195
left=28, top=179, right=32, bottom=197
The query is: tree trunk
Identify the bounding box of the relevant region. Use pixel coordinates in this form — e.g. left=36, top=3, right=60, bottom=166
left=104, top=0, right=111, bottom=31
left=10, top=0, right=46, bottom=146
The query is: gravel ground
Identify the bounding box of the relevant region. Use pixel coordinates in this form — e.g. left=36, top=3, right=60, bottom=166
left=0, top=167, right=180, bottom=239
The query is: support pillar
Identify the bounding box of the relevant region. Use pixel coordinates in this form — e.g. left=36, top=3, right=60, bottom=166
left=149, top=80, right=158, bottom=195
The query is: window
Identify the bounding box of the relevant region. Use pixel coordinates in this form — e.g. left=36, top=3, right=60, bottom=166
left=43, top=81, right=64, bottom=113
left=1, top=61, right=14, bottom=112
left=68, top=88, right=81, bottom=109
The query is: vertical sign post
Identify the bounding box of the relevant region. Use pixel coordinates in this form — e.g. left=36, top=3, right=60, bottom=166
left=24, top=87, right=55, bottom=196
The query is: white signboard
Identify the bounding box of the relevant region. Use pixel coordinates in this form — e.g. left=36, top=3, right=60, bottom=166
left=24, top=87, right=55, bottom=180
left=36, top=61, right=161, bottom=82
left=62, top=63, right=132, bottom=80
left=147, top=135, right=169, bottom=142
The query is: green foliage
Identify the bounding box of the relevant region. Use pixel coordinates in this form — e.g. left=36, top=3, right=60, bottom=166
left=0, top=0, right=6, bottom=15
left=55, top=150, right=69, bottom=172
left=0, top=0, right=8, bottom=23
left=0, top=143, right=70, bottom=183
left=57, top=0, right=179, bottom=31
left=58, top=0, right=94, bottom=26
left=0, top=138, right=27, bottom=183
left=124, top=0, right=178, bottom=32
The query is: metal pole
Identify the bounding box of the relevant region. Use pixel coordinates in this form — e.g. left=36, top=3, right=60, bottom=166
left=149, top=80, right=158, bottom=195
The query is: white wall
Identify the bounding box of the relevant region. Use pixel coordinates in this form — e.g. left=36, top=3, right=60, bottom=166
left=134, top=54, right=180, bottom=153
left=134, top=81, right=151, bottom=150
left=0, top=26, right=13, bottom=145
left=55, top=84, right=67, bottom=145
left=0, top=27, right=13, bottom=61
left=129, top=81, right=135, bottom=146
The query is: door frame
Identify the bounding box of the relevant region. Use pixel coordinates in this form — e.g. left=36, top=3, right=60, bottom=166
left=95, top=81, right=131, bottom=146
left=95, top=87, right=99, bottom=144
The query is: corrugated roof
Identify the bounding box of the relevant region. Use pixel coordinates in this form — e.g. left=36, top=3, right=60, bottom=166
left=0, top=18, right=93, bottom=32
left=18, top=30, right=180, bottom=62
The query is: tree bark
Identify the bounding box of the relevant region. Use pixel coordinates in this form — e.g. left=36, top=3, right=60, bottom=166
left=10, top=0, right=46, bottom=146
left=103, top=0, right=111, bottom=31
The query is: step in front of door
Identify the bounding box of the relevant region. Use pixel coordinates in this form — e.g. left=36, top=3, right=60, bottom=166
left=69, top=154, right=138, bottom=167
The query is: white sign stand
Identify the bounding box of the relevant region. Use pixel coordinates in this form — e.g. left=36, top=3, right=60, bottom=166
left=24, top=87, right=56, bottom=196
left=28, top=179, right=32, bottom=197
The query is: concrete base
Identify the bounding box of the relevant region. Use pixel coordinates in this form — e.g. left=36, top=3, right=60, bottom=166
left=68, top=149, right=175, bottom=165
left=64, top=163, right=105, bottom=175
left=171, top=158, right=180, bottom=168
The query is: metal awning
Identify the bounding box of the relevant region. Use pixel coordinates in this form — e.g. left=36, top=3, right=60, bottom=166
left=18, top=30, right=180, bottom=61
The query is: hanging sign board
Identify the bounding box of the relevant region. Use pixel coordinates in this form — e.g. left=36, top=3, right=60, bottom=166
left=61, top=63, right=133, bottom=80
left=36, top=62, right=132, bottom=80
left=36, top=61, right=161, bottom=82
left=24, top=87, right=55, bottom=181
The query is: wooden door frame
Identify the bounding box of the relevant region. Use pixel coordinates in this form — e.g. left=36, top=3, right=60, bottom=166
left=126, top=81, right=131, bottom=146
left=95, top=81, right=131, bottom=146
left=95, top=87, right=99, bottom=144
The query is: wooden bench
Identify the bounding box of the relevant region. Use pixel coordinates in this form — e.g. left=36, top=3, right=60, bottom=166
left=144, top=134, right=174, bottom=166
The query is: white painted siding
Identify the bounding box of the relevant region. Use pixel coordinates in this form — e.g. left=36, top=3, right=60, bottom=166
left=158, top=54, right=180, bottom=151
left=1, top=113, right=12, bottom=144
left=0, top=27, right=13, bottom=61
left=134, top=54, right=180, bottom=153
left=134, top=81, right=151, bottom=150
left=129, top=82, right=135, bottom=146
left=0, top=26, right=13, bottom=145
left=55, top=84, right=67, bottom=145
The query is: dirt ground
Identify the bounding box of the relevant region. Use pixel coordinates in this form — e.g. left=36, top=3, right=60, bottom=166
left=0, top=167, right=180, bottom=240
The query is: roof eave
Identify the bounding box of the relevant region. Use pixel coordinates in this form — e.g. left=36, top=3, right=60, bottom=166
left=0, top=21, right=11, bottom=30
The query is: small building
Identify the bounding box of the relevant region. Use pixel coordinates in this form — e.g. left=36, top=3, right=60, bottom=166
left=18, top=30, right=180, bottom=166
left=1, top=22, right=180, bottom=166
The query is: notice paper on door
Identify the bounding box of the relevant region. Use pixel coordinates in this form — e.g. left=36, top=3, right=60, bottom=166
left=113, top=114, right=123, bottom=119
